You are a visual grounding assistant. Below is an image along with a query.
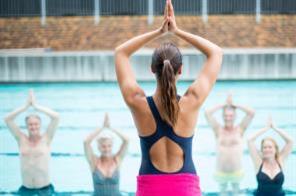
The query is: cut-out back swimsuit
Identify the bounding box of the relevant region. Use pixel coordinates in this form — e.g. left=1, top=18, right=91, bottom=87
left=139, top=96, right=196, bottom=175
left=136, top=96, right=201, bottom=196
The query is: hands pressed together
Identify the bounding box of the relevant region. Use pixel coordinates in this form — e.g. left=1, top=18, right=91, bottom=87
left=159, top=0, right=178, bottom=34
left=26, top=89, right=37, bottom=108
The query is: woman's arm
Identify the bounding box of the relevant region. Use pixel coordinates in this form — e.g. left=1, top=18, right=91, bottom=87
left=247, top=125, right=270, bottom=169
left=83, top=127, right=103, bottom=171
left=167, top=1, right=222, bottom=109
left=176, top=29, right=222, bottom=108
left=110, top=127, right=129, bottom=163
left=272, top=125, right=294, bottom=162
left=103, top=113, right=129, bottom=163
left=114, top=3, right=169, bottom=108
left=31, top=91, right=59, bottom=143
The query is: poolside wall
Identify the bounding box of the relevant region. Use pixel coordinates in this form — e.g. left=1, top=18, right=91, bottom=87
left=0, top=48, right=295, bottom=82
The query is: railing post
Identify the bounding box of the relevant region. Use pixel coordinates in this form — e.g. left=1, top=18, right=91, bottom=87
left=41, top=0, right=46, bottom=26
left=256, top=0, right=261, bottom=23
left=148, top=0, right=154, bottom=25
left=94, top=0, right=100, bottom=25
left=4, top=56, right=9, bottom=81
left=202, top=0, right=208, bottom=23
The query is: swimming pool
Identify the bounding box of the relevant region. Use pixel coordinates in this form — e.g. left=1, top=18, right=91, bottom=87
left=0, top=80, right=295, bottom=195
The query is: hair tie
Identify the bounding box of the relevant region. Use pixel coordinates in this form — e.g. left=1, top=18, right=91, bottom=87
left=163, top=59, right=170, bottom=66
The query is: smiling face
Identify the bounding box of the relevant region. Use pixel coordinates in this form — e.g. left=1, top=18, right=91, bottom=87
left=26, top=115, right=41, bottom=137
left=223, top=106, right=236, bottom=127
left=97, top=138, right=113, bottom=157
left=261, top=138, right=279, bottom=160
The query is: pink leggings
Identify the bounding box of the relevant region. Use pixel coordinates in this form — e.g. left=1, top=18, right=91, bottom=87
left=136, top=173, right=201, bottom=196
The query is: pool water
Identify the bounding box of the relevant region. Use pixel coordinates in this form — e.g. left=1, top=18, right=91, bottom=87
left=0, top=81, right=295, bottom=195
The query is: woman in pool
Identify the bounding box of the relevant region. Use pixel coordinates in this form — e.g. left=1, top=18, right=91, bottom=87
left=248, top=117, right=294, bottom=196
left=84, top=113, right=129, bottom=196
left=114, top=0, right=223, bottom=195
left=4, top=90, right=59, bottom=196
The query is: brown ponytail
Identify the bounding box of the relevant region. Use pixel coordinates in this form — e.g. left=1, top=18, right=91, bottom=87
left=151, top=43, right=182, bottom=127
left=160, top=60, right=179, bottom=126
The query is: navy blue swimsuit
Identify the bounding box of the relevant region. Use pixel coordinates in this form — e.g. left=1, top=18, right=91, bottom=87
left=139, top=96, right=196, bottom=175
left=255, top=162, right=285, bottom=196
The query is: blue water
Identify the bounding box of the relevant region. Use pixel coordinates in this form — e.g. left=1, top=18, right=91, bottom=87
left=0, top=81, right=295, bottom=195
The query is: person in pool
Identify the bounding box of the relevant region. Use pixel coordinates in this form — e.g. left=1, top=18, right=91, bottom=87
left=83, top=113, right=129, bottom=196
left=248, top=117, right=293, bottom=196
left=205, top=94, right=255, bottom=195
left=4, top=90, right=59, bottom=196
left=114, top=0, right=223, bottom=195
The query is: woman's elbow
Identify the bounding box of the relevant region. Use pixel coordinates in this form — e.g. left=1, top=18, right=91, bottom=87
left=83, top=138, right=91, bottom=146
left=124, top=136, right=130, bottom=144
left=249, top=109, right=255, bottom=118
left=207, top=47, right=223, bottom=65
left=114, top=46, right=127, bottom=57
left=216, top=46, right=223, bottom=54
left=114, top=46, right=122, bottom=55
left=115, top=48, right=129, bottom=63
left=212, top=46, right=223, bottom=57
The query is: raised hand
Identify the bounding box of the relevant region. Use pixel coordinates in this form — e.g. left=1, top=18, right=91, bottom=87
left=266, top=115, right=273, bottom=128
left=103, top=113, right=110, bottom=128
left=167, top=0, right=178, bottom=33
left=26, top=89, right=34, bottom=107
left=159, top=0, right=169, bottom=34
left=226, top=94, right=233, bottom=106
left=269, top=116, right=277, bottom=130
left=30, top=89, right=37, bottom=107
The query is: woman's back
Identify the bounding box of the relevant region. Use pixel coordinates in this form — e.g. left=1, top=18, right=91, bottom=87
left=138, top=95, right=197, bottom=174
left=131, top=93, right=199, bottom=136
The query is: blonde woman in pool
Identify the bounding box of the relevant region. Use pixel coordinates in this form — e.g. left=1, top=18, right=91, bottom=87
left=4, top=90, right=59, bottom=195
left=248, top=117, right=293, bottom=196
left=84, top=113, right=129, bottom=196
